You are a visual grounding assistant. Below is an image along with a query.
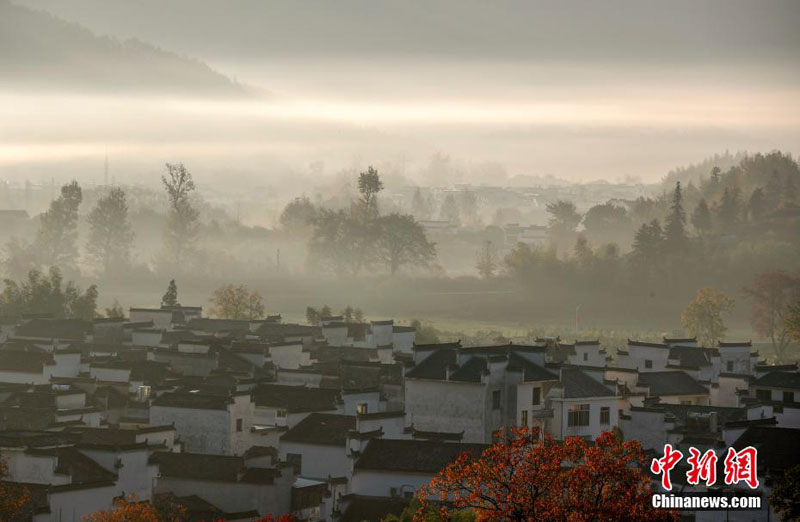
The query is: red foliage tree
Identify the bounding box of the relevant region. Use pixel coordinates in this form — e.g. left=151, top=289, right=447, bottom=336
left=743, top=270, right=800, bottom=362
left=416, top=427, right=677, bottom=522
left=83, top=495, right=296, bottom=522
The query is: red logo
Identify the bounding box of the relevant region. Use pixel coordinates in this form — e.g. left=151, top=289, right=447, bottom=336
left=651, top=445, right=759, bottom=491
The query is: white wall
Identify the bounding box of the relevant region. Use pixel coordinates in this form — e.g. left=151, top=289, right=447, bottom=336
left=405, top=379, right=490, bottom=443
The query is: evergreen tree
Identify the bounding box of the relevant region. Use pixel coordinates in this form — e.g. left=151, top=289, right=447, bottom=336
left=161, top=279, right=178, bottom=307
left=690, top=198, right=712, bottom=236
left=747, top=188, right=766, bottom=222
left=663, top=182, right=687, bottom=250
left=716, top=186, right=742, bottom=233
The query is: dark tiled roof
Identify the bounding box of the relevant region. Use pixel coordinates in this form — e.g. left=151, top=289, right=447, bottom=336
left=449, top=357, right=487, bottom=382
left=15, top=319, right=91, bottom=340
left=252, top=384, right=339, bottom=413
left=753, top=371, right=800, bottom=390
left=340, top=495, right=410, bottom=522
left=405, top=349, right=456, bottom=380
left=355, top=439, right=486, bottom=473
left=255, top=322, right=320, bottom=339
left=280, top=413, right=355, bottom=446
left=0, top=350, right=52, bottom=373
left=26, top=446, right=116, bottom=483
left=561, top=368, right=615, bottom=398
left=627, top=339, right=668, bottom=348
left=411, top=341, right=462, bottom=351
left=660, top=404, right=747, bottom=427
left=663, top=337, right=697, bottom=344
left=731, top=426, right=800, bottom=473
left=154, top=451, right=246, bottom=482
left=668, top=346, right=718, bottom=368
left=637, top=371, right=708, bottom=397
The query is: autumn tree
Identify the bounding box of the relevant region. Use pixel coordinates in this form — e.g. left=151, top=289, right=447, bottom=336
left=475, top=240, right=498, bottom=279
left=769, top=464, right=800, bottom=522
left=209, top=284, right=264, bottom=320
left=33, top=180, right=82, bottom=268
left=161, top=279, right=178, bottom=307
left=0, top=459, right=30, bottom=521
left=87, top=187, right=135, bottom=273
left=376, top=214, right=436, bottom=275
left=0, top=267, right=97, bottom=319
left=84, top=496, right=165, bottom=522
left=161, top=163, right=200, bottom=267
left=743, top=270, right=800, bottom=362
left=786, top=300, right=800, bottom=345
left=680, top=287, right=735, bottom=346
left=416, top=427, right=676, bottom=522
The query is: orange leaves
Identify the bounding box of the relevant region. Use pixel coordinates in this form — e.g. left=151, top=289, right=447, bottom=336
left=416, top=427, right=677, bottom=522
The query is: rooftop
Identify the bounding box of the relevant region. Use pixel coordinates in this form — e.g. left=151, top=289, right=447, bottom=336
left=355, top=439, right=485, bottom=473
left=280, top=413, right=355, bottom=446
left=637, top=371, right=709, bottom=397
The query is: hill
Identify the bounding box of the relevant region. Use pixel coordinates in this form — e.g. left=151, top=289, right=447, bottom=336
left=0, top=0, right=245, bottom=96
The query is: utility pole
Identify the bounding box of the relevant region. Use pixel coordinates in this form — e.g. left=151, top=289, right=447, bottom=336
left=575, top=304, right=581, bottom=337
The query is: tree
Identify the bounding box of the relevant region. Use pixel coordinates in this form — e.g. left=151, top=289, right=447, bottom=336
left=545, top=200, right=582, bottom=255
left=87, top=187, right=134, bottom=273
left=0, top=459, right=30, bottom=521
left=769, top=464, right=800, bottom=522
left=459, top=190, right=480, bottom=227
left=416, top=427, right=676, bottom=522
left=162, top=163, right=200, bottom=266
left=84, top=496, right=165, bottom=522
left=715, top=186, right=742, bottom=233
left=105, top=300, right=125, bottom=319
left=573, top=234, right=593, bottom=271
left=680, top=287, right=735, bottom=346
left=747, top=188, right=766, bottom=222
left=786, top=300, right=800, bottom=345
left=162, top=279, right=178, bottom=307
left=663, top=182, right=687, bottom=251
left=309, top=208, right=362, bottom=276
left=384, top=499, right=474, bottom=521
left=743, top=271, right=800, bottom=361
left=629, top=219, right=663, bottom=283
left=0, top=268, right=97, bottom=319
left=357, top=165, right=384, bottom=218
left=409, top=319, right=441, bottom=344
left=376, top=214, right=436, bottom=275
left=34, top=180, right=82, bottom=268
left=475, top=240, right=498, bottom=279
left=306, top=306, right=319, bottom=325
left=582, top=203, right=632, bottom=247
left=279, top=196, right=317, bottom=231
left=209, top=284, right=264, bottom=320
left=690, top=199, right=712, bottom=236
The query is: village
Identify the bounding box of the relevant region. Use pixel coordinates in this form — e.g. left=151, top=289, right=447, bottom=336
left=0, top=294, right=797, bottom=521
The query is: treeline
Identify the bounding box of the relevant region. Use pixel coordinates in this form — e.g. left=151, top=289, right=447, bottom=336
left=503, top=151, right=799, bottom=293
left=281, top=166, right=436, bottom=276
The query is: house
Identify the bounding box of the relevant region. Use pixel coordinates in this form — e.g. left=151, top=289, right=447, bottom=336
left=635, top=371, right=710, bottom=405
left=252, top=383, right=341, bottom=428
left=549, top=368, right=619, bottom=440
left=350, top=439, right=485, bottom=498
left=152, top=451, right=295, bottom=517
left=747, top=371, right=800, bottom=428
left=278, top=412, right=357, bottom=481
left=150, top=391, right=254, bottom=455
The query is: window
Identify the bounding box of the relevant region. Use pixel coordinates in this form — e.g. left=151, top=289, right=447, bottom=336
left=567, top=404, right=590, bottom=427
left=644, top=360, right=653, bottom=369
left=774, top=405, right=784, bottom=414
left=756, top=389, right=772, bottom=401
left=521, top=410, right=528, bottom=427
left=726, top=361, right=734, bottom=372
left=492, top=390, right=501, bottom=410
left=236, top=418, right=243, bottom=432
left=276, top=408, right=287, bottom=418
left=287, top=453, right=302, bottom=473
left=532, top=387, right=541, bottom=406
left=357, top=403, right=368, bottom=415
left=583, top=352, right=588, bottom=361
left=600, top=406, right=610, bottom=425
left=784, top=391, right=795, bottom=403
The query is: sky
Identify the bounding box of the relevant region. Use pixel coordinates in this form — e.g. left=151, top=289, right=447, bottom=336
left=2, top=0, right=799, bottom=187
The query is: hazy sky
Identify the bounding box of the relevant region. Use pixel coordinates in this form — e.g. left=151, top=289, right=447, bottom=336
left=2, top=0, right=799, bottom=186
